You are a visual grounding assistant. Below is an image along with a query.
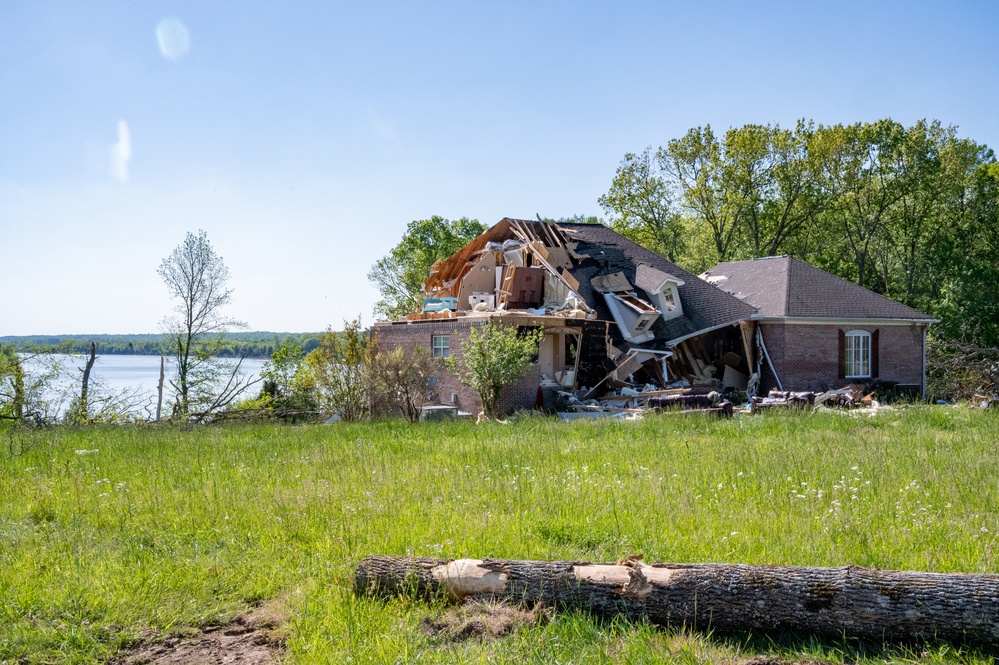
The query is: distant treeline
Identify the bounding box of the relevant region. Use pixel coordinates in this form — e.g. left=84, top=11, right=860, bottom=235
left=0, top=332, right=323, bottom=359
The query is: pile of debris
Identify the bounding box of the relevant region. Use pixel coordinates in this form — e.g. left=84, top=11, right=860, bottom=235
left=973, top=394, right=999, bottom=410
left=412, top=219, right=593, bottom=321
left=557, top=385, right=735, bottom=419
left=750, top=386, right=877, bottom=414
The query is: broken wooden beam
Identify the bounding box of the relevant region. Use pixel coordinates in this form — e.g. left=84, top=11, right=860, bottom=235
left=355, top=556, right=999, bottom=646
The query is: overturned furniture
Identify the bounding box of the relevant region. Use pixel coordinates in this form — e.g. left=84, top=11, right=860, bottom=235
left=356, top=555, right=999, bottom=646
left=750, top=387, right=877, bottom=414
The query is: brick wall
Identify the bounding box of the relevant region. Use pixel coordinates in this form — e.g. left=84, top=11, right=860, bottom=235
left=371, top=319, right=485, bottom=414
left=760, top=323, right=926, bottom=393
left=371, top=318, right=611, bottom=416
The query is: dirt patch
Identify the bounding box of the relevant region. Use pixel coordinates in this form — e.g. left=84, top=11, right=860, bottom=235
left=118, top=599, right=288, bottom=664
left=420, top=600, right=548, bottom=643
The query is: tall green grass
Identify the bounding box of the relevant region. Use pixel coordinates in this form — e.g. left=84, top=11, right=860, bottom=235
left=2, top=407, right=998, bottom=663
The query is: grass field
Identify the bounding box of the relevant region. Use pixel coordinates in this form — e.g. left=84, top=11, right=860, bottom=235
left=2, top=406, right=998, bottom=663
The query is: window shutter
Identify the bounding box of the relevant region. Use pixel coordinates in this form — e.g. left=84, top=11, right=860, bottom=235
left=838, top=329, right=846, bottom=380
left=872, top=329, right=880, bottom=379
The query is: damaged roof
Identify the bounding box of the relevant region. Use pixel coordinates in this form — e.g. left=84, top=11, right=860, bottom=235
left=558, top=223, right=758, bottom=344
left=700, top=256, right=936, bottom=321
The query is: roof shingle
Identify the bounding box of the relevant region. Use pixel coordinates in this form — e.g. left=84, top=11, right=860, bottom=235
left=557, top=223, right=758, bottom=344
left=700, top=256, right=935, bottom=321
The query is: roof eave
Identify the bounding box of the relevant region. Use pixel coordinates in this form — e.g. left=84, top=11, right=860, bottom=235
left=753, top=316, right=938, bottom=325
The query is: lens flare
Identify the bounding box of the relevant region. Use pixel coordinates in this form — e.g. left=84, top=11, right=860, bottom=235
left=156, top=18, right=190, bottom=61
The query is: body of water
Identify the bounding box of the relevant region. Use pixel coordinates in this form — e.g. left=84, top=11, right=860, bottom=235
left=20, top=354, right=267, bottom=416
left=79, top=354, right=266, bottom=393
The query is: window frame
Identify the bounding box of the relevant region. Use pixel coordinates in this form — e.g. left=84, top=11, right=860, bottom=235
left=844, top=330, right=871, bottom=378
left=431, top=334, right=450, bottom=359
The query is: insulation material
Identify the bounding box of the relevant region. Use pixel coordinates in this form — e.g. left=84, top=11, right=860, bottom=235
left=543, top=272, right=570, bottom=309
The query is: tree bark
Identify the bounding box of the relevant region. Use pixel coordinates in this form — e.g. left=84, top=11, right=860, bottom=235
left=156, top=355, right=165, bottom=422
left=355, top=556, right=999, bottom=646
left=79, top=342, right=97, bottom=417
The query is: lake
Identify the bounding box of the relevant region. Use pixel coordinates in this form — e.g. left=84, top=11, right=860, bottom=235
left=22, top=354, right=267, bottom=415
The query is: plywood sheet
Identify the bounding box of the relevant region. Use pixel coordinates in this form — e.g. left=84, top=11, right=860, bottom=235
left=590, top=271, right=633, bottom=294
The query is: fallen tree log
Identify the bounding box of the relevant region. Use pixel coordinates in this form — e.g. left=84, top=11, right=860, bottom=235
left=355, top=556, right=999, bottom=646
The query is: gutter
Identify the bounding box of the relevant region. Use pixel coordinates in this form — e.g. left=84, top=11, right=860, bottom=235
left=922, top=326, right=927, bottom=399
left=750, top=315, right=939, bottom=325
left=665, top=318, right=750, bottom=347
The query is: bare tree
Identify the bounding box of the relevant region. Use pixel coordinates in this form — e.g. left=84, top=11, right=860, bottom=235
left=157, top=230, right=255, bottom=419
left=367, top=343, right=438, bottom=423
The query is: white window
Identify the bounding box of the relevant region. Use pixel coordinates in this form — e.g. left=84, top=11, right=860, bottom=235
left=432, top=335, right=450, bottom=359
left=844, top=330, right=871, bottom=378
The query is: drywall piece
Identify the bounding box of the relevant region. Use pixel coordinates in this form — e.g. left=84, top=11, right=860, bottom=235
left=545, top=246, right=574, bottom=271
left=468, top=293, right=496, bottom=309
left=591, top=271, right=634, bottom=294
left=721, top=352, right=742, bottom=368
left=457, top=251, right=498, bottom=310
left=503, top=248, right=525, bottom=267
left=722, top=365, right=749, bottom=390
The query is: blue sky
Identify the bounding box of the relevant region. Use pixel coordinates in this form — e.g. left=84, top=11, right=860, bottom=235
left=2, top=1, right=997, bottom=335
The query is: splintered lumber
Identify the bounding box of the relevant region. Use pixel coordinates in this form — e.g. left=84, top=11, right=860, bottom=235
left=355, top=556, right=999, bottom=645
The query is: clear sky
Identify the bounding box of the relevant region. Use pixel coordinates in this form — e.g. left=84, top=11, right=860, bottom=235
left=2, top=1, right=997, bottom=335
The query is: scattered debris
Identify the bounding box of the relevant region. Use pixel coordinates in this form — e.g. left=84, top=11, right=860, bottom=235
left=117, top=600, right=288, bottom=665
left=750, top=387, right=881, bottom=414
left=973, top=393, right=999, bottom=410
left=420, top=600, right=548, bottom=643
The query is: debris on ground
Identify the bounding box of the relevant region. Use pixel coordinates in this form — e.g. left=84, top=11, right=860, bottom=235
left=973, top=393, right=999, bottom=410
left=420, top=600, right=549, bottom=643
left=118, top=599, right=288, bottom=665
left=750, top=386, right=880, bottom=414
left=560, top=384, right=736, bottom=418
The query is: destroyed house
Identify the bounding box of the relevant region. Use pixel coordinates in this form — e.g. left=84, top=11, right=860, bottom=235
left=371, top=220, right=936, bottom=416
left=371, top=218, right=760, bottom=415
left=700, top=256, right=936, bottom=396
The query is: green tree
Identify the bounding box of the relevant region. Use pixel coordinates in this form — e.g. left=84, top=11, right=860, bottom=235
left=600, top=148, right=686, bottom=261
left=934, top=162, right=999, bottom=346
left=0, top=345, right=64, bottom=425
left=542, top=214, right=603, bottom=225
left=445, top=323, right=542, bottom=419
left=303, top=318, right=369, bottom=422
left=158, top=230, right=251, bottom=419
left=255, top=343, right=317, bottom=418
left=731, top=121, right=832, bottom=258
left=368, top=216, right=486, bottom=320
left=0, top=344, right=25, bottom=422
left=663, top=126, right=746, bottom=262
left=259, top=343, right=299, bottom=395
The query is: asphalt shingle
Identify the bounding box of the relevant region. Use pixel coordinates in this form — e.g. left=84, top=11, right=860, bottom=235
left=701, top=256, right=935, bottom=321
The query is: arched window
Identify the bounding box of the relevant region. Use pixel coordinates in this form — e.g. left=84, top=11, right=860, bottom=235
left=844, top=330, right=871, bottom=378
